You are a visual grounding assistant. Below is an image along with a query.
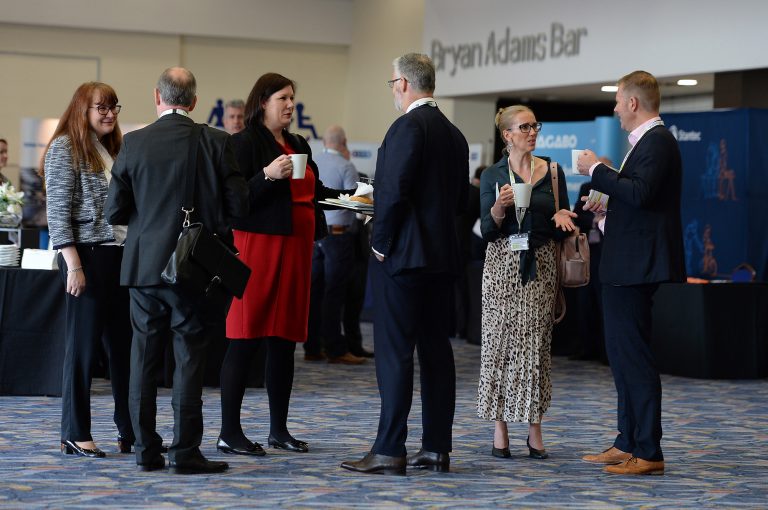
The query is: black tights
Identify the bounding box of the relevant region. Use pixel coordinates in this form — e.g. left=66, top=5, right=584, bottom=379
left=219, top=337, right=296, bottom=447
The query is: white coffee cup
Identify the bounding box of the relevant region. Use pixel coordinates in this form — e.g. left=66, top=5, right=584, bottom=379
left=290, top=154, right=308, bottom=179
left=511, top=183, right=532, bottom=208
left=571, top=149, right=585, bottom=175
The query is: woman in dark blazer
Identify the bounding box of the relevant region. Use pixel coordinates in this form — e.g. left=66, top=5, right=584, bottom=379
left=217, top=73, right=354, bottom=456
left=42, top=82, right=133, bottom=458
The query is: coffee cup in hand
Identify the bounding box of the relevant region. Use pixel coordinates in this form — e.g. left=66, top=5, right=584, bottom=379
left=290, top=154, right=308, bottom=179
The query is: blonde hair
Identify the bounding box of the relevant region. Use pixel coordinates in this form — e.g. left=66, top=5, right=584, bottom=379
left=618, top=70, right=660, bottom=112
left=495, top=105, right=534, bottom=153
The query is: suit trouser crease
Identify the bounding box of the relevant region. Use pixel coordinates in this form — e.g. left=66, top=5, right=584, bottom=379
left=129, top=286, right=212, bottom=464
left=602, top=284, right=663, bottom=461
left=371, top=261, right=456, bottom=457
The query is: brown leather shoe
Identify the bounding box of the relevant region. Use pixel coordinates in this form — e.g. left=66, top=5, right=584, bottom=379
left=604, top=456, right=665, bottom=475
left=328, top=352, right=366, bottom=365
left=406, top=449, right=449, bottom=472
left=341, top=452, right=406, bottom=475
left=304, top=352, right=326, bottom=361
left=582, top=446, right=632, bottom=465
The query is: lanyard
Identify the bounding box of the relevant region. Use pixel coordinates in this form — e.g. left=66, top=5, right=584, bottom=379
left=508, top=156, right=535, bottom=184
left=619, top=120, right=665, bottom=172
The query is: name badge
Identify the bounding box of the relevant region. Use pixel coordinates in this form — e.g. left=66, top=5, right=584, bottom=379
left=509, top=233, right=529, bottom=251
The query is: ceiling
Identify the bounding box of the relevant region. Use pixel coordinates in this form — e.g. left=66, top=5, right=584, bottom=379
left=465, top=72, right=715, bottom=103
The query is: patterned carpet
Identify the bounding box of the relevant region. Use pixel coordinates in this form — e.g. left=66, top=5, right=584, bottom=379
left=1, top=322, right=767, bottom=509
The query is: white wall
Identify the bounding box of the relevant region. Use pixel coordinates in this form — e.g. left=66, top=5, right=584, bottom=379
left=423, top=0, right=768, bottom=97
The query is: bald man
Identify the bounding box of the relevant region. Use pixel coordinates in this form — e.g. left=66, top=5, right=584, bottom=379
left=306, top=125, right=366, bottom=364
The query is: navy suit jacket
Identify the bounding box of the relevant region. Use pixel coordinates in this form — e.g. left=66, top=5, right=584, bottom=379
left=591, top=125, right=686, bottom=286
left=372, top=104, right=469, bottom=275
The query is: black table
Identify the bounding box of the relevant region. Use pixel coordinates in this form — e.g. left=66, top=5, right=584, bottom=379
left=0, top=267, right=263, bottom=396
left=651, top=282, right=768, bottom=379
left=0, top=268, right=65, bottom=396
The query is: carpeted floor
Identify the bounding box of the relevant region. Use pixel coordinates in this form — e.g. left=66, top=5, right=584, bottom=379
left=1, top=322, right=767, bottom=509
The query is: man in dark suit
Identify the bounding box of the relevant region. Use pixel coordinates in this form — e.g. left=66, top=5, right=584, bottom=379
left=105, top=67, right=248, bottom=474
left=577, top=70, right=685, bottom=476
left=341, top=53, right=468, bottom=475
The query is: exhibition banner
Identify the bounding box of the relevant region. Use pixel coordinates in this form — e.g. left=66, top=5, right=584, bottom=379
left=661, top=109, right=768, bottom=280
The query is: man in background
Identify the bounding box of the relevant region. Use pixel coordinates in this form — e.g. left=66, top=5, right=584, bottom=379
left=222, top=99, right=245, bottom=134
left=305, top=125, right=366, bottom=365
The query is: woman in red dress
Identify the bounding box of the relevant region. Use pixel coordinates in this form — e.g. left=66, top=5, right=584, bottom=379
left=217, top=73, right=354, bottom=456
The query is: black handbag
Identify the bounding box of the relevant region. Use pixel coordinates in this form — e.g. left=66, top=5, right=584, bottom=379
left=160, top=125, right=251, bottom=298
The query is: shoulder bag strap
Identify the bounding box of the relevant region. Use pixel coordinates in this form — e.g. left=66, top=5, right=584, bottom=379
left=181, top=124, right=204, bottom=226
left=549, top=161, right=559, bottom=213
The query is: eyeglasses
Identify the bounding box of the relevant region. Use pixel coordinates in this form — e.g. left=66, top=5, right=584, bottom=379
left=90, top=104, right=122, bottom=115
left=386, top=77, right=404, bottom=88
left=507, top=122, right=542, bottom=133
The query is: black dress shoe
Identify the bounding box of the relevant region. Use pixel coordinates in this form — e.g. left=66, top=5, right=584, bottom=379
left=350, top=348, right=374, bottom=358
left=118, top=436, right=169, bottom=454
left=268, top=435, right=309, bottom=453
left=216, top=437, right=266, bottom=457
left=168, top=457, right=229, bottom=475
left=341, top=452, right=406, bottom=475
left=491, top=446, right=511, bottom=458
left=406, top=449, right=449, bottom=472
left=527, top=436, right=549, bottom=459
left=61, top=440, right=106, bottom=458
left=138, top=455, right=166, bottom=472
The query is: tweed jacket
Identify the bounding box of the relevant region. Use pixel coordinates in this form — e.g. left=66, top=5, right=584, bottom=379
left=44, top=135, right=116, bottom=250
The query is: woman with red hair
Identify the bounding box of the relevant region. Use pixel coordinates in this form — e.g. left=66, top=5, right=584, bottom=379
left=42, top=82, right=133, bottom=458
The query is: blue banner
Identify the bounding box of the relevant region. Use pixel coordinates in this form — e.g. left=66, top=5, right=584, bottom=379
left=662, top=109, right=768, bottom=281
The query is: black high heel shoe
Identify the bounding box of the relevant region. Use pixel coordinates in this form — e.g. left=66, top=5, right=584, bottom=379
left=267, top=434, right=309, bottom=453
left=61, top=440, right=106, bottom=458
left=491, top=445, right=511, bottom=458
left=526, top=436, right=548, bottom=459
left=216, top=437, right=266, bottom=457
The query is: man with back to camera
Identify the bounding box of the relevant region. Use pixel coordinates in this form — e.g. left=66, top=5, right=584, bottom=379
left=577, top=70, right=685, bottom=476
left=305, top=125, right=367, bottom=364
left=105, top=67, right=249, bottom=474
left=341, top=52, right=469, bottom=475
left=222, top=99, right=245, bottom=134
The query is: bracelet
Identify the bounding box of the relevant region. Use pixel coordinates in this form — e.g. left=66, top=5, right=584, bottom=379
left=67, top=266, right=83, bottom=274
left=264, top=168, right=275, bottom=181
left=490, top=208, right=506, bottom=221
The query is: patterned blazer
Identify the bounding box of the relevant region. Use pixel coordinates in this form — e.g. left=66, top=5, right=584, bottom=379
left=44, top=135, right=115, bottom=249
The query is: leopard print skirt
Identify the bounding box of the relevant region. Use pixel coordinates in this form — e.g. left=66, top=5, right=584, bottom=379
left=477, top=238, right=557, bottom=424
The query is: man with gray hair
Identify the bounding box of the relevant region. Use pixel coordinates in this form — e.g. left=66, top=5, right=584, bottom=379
left=341, top=53, right=469, bottom=475
left=106, top=67, right=249, bottom=475
left=222, top=99, right=245, bottom=134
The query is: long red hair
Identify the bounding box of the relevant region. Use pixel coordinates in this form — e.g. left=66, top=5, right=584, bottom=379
left=40, top=82, right=122, bottom=178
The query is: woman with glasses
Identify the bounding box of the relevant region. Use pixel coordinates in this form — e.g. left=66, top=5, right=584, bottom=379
left=476, top=105, right=576, bottom=460
left=42, top=82, right=133, bottom=458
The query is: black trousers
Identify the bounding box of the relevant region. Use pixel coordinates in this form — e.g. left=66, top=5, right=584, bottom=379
left=602, top=283, right=663, bottom=462
left=371, top=261, right=456, bottom=457
left=128, top=285, right=227, bottom=464
left=58, top=246, right=132, bottom=443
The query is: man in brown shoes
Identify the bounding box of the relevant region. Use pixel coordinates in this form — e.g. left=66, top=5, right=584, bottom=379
left=577, top=71, right=684, bottom=477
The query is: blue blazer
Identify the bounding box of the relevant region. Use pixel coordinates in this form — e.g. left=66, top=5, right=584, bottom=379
left=591, top=125, right=686, bottom=285
left=372, top=104, right=469, bottom=275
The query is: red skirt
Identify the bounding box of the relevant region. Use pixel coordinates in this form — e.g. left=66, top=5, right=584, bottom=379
left=226, top=204, right=315, bottom=342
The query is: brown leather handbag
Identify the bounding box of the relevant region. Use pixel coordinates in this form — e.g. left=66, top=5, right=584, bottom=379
left=550, top=162, right=590, bottom=323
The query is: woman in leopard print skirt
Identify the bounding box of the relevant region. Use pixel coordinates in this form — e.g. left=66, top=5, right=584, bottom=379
left=476, top=105, right=576, bottom=459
